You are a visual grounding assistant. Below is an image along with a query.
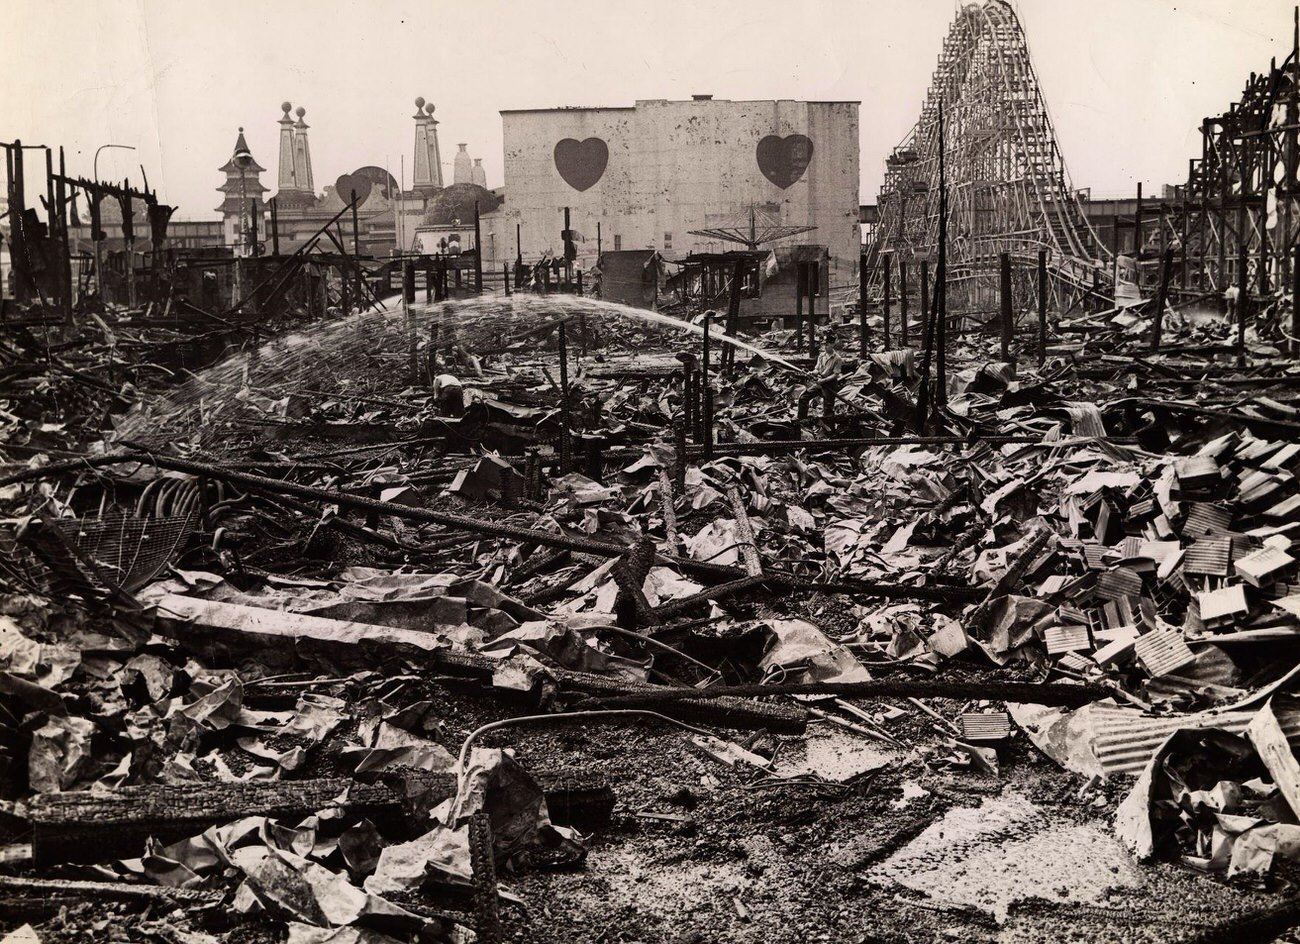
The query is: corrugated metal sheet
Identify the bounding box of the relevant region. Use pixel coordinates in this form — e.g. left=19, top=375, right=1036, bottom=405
left=1183, top=537, right=1233, bottom=577
left=1132, top=630, right=1196, bottom=678
left=1182, top=503, right=1232, bottom=538
left=1058, top=652, right=1094, bottom=672
left=1092, top=704, right=1300, bottom=776
left=960, top=711, right=1011, bottom=742
left=1095, top=567, right=1143, bottom=602
left=1044, top=624, right=1092, bottom=655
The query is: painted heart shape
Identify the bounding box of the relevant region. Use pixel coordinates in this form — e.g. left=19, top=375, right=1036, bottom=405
left=757, top=134, right=814, bottom=189
left=554, top=137, right=609, bottom=192
left=334, top=173, right=373, bottom=209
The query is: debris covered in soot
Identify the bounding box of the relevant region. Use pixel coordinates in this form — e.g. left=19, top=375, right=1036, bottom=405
left=5, top=3, right=1300, bottom=942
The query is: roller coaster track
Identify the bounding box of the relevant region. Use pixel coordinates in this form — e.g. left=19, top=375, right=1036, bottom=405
left=869, top=1, right=1111, bottom=322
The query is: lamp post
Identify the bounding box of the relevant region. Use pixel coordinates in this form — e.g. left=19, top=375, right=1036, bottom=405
left=92, top=143, right=134, bottom=298
left=231, top=132, right=253, bottom=314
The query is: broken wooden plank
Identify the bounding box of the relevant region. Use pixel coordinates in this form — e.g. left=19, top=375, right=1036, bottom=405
left=658, top=466, right=680, bottom=548
left=1247, top=701, right=1300, bottom=821
left=154, top=594, right=805, bottom=734
left=726, top=487, right=763, bottom=577
left=0, top=874, right=223, bottom=906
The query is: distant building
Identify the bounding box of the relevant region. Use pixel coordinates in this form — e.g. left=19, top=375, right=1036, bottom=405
left=499, top=97, right=861, bottom=285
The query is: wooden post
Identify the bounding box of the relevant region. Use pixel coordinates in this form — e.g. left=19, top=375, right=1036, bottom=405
left=473, top=200, right=483, bottom=294
left=503, top=263, right=511, bottom=297
left=882, top=254, right=892, bottom=349
left=563, top=207, right=572, bottom=291
left=794, top=264, right=804, bottom=351
left=1237, top=160, right=1249, bottom=368
left=350, top=190, right=362, bottom=304
left=807, top=261, right=818, bottom=357
left=1134, top=182, right=1143, bottom=295
left=1037, top=249, right=1048, bottom=367
left=270, top=197, right=280, bottom=257
left=858, top=253, right=869, bottom=357
left=56, top=148, right=71, bottom=321
left=1151, top=246, right=1174, bottom=353
left=724, top=257, right=743, bottom=375
left=899, top=258, right=909, bottom=347
left=1292, top=243, right=1300, bottom=357
left=597, top=221, right=602, bottom=257
left=558, top=319, right=571, bottom=473
left=919, top=259, right=930, bottom=351
left=999, top=252, right=1012, bottom=362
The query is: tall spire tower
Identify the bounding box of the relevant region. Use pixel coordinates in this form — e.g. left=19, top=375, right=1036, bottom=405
left=292, top=106, right=315, bottom=197
left=412, top=97, right=444, bottom=193
left=277, top=102, right=297, bottom=192
left=453, top=143, right=472, bottom=185
left=426, top=103, right=443, bottom=188
left=412, top=97, right=434, bottom=192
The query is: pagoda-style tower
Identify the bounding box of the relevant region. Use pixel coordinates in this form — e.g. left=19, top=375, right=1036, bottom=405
left=412, top=97, right=444, bottom=193
left=216, top=127, right=268, bottom=250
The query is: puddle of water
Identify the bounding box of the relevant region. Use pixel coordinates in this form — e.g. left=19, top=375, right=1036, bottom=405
left=875, top=792, right=1143, bottom=922
left=772, top=725, right=896, bottom=783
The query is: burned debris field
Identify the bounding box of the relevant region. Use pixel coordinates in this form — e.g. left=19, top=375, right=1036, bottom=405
left=5, top=2, right=1300, bottom=943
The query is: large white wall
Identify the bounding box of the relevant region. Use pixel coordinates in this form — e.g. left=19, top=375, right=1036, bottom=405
left=501, top=98, right=860, bottom=286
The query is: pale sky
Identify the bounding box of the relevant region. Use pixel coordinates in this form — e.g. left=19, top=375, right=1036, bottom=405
left=2, top=0, right=1293, bottom=220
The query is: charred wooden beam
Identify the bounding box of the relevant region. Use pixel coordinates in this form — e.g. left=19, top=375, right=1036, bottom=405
left=28, top=771, right=613, bottom=866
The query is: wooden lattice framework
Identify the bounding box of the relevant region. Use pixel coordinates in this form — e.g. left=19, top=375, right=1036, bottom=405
left=868, top=0, right=1109, bottom=323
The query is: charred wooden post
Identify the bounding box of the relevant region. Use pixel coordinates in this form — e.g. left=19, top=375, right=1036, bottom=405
left=504, top=262, right=512, bottom=297
left=859, top=252, right=869, bottom=357
left=1037, top=248, right=1048, bottom=366
left=882, top=252, right=893, bottom=349
left=673, top=420, right=687, bottom=493
left=999, top=252, right=1012, bottom=362
left=558, top=319, right=571, bottom=474
left=919, top=258, right=930, bottom=356
left=469, top=812, right=504, bottom=944
left=1294, top=243, right=1300, bottom=356
left=474, top=200, right=483, bottom=294
left=270, top=196, right=279, bottom=256
left=807, top=261, right=818, bottom=356
left=726, top=487, right=762, bottom=577
left=612, top=536, right=659, bottom=630
left=899, top=257, right=910, bottom=346
left=1151, top=245, right=1175, bottom=352
left=703, top=385, right=715, bottom=460
left=350, top=189, right=362, bottom=303
left=794, top=263, right=805, bottom=351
